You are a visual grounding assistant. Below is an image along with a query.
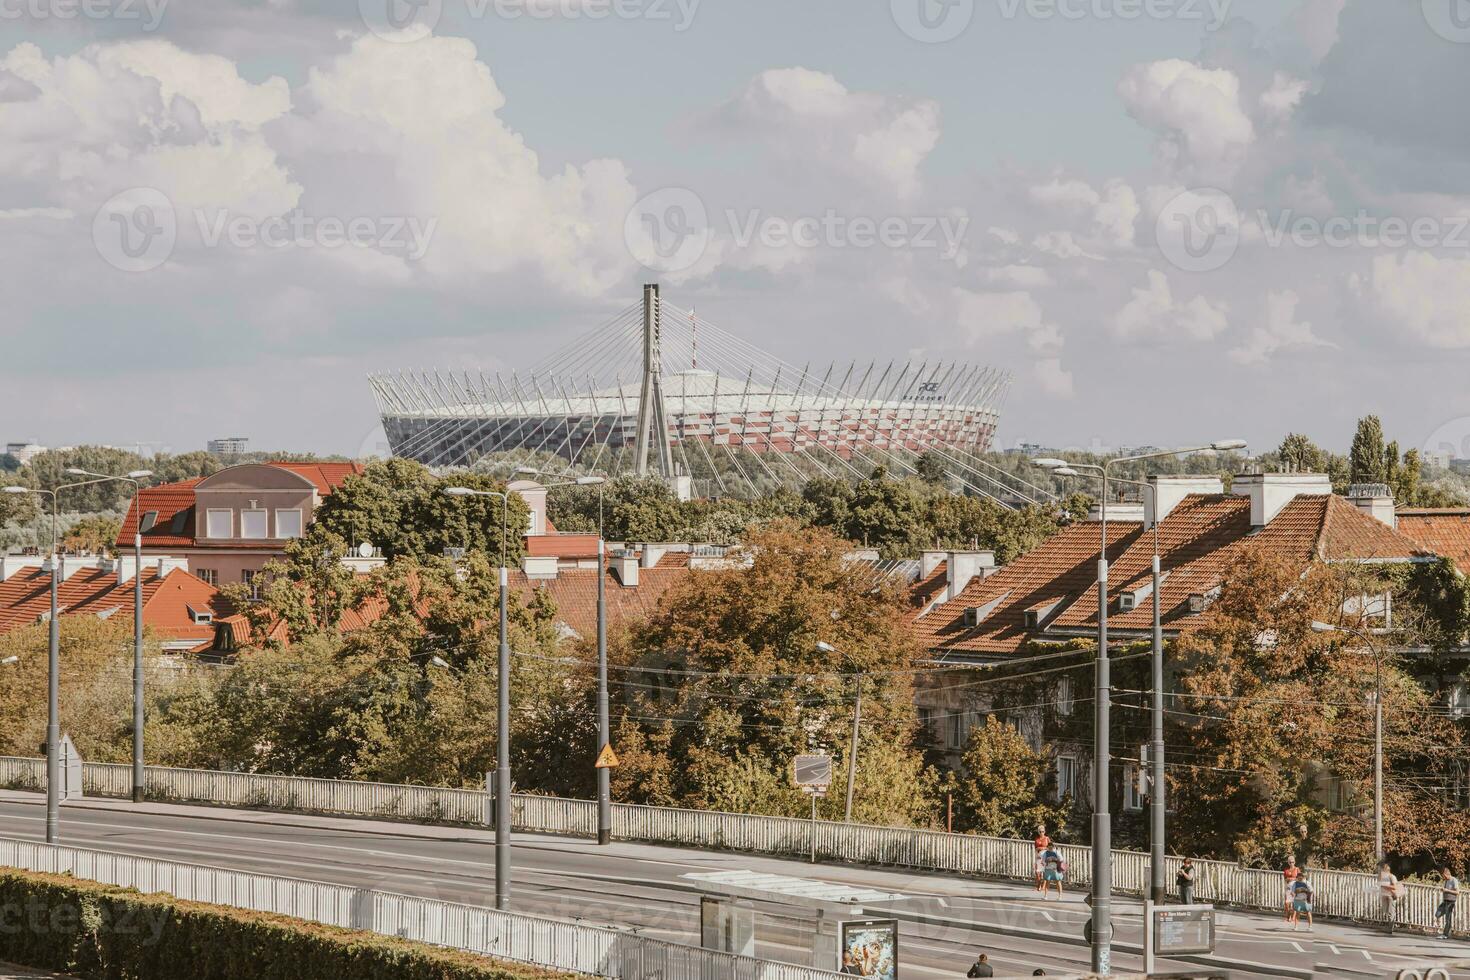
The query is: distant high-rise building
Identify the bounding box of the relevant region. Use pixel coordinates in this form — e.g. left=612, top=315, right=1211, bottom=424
left=4, top=443, right=45, bottom=465
left=207, top=437, right=249, bottom=455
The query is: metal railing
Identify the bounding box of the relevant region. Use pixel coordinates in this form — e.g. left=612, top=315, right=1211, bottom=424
left=0, top=756, right=1456, bottom=936
left=0, top=836, right=843, bottom=980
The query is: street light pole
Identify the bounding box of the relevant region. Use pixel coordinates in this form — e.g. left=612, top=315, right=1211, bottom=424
left=443, top=484, right=515, bottom=909
left=1312, top=621, right=1389, bottom=863
left=1038, top=439, right=1245, bottom=972
left=66, top=469, right=152, bottom=803
left=815, top=640, right=862, bottom=822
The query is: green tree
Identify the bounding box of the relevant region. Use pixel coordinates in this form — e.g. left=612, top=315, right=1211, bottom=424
left=25, top=447, right=149, bottom=513
left=1276, top=433, right=1327, bottom=473
left=954, top=716, right=1067, bottom=837
left=915, top=451, right=949, bottom=485
left=1349, top=416, right=1387, bottom=486
left=62, top=515, right=121, bottom=555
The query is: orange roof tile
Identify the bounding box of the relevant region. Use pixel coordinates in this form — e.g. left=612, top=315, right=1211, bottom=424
left=525, top=533, right=602, bottom=560
left=0, top=565, right=228, bottom=645
left=1395, top=510, right=1470, bottom=574
left=266, top=461, right=362, bottom=494
left=507, top=564, right=694, bottom=639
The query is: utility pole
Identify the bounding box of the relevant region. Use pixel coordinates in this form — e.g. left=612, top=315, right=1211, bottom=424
left=844, top=674, right=862, bottom=822
left=597, top=534, right=612, bottom=845
left=1150, top=551, right=1166, bottom=904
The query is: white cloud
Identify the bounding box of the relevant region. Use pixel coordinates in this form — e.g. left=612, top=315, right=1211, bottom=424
left=1229, top=289, right=1333, bottom=364
left=953, top=288, right=1063, bottom=357
left=1112, top=269, right=1228, bottom=342
left=985, top=264, right=1054, bottom=289
left=703, top=67, right=940, bottom=198
left=1351, top=252, right=1470, bottom=348
left=1029, top=177, right=1138, bottom=247
left=1117, top=59, right=1255, bottom=183
left=1033, top=357, right=1074, bottom=398
left=1259, top=71, right=1310, bottom=126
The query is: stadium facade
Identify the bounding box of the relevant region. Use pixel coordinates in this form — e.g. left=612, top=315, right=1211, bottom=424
left=369, top=286, right=1016, bottom=501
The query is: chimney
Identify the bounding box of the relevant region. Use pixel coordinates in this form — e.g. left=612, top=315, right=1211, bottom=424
left=945, top=550, right=996, bottom=601
left=920, top=550, right=947, bottom=580
left=508, top=480, right=549, bottom=536
left=1087, top=502, right=1147, bottom=522
left=0, top=556, right=45, bottom=582
left=1347, top=483, right=1397, bottom=528
left=612, top=550, right=640, bottom=587
left=1145, top=475, right=1225, bottom=528
left=521, top=556, right=559, bottom=580
left=640, top=543, right=671, bottom=569
left=1232, top=472, right=1332, bottom=527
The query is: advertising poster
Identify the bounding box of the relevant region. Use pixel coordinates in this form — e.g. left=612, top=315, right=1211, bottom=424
left=837, top=918, right=898, bottom=980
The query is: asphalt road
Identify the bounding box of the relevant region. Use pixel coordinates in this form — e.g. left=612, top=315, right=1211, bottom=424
left=0, top=791, right=1466, bottom=980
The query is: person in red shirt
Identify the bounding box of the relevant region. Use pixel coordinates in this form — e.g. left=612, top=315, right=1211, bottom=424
left=1034, top=826, right=1052, bottom=891
left=1282, top=855, right=1300, bottom=919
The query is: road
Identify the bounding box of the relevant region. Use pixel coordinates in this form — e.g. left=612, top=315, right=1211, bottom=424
left=0, top=790, right=1466, bottom=979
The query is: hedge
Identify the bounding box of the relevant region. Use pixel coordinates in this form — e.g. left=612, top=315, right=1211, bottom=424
left=0, top=868, right=574, bottom=980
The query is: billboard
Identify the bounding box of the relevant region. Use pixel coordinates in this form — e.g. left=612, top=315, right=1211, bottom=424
left=837, top=918, right=898, bottom=980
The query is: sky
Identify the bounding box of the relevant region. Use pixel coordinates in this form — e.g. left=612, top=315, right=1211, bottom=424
left=3, top=0, right=1470, bottom=462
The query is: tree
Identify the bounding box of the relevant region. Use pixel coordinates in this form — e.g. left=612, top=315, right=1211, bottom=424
left=954, top=716, right=1067, bottom=837
left=610, top=522, right=941, bottom=826
left=62, top=515, right=121, bottom=555
left=1349, top=416, right=1387, bottom=486
left=1276, top=433, right=1327, bottom=474
left=915, top=452, right=949, bottom=485
left=25, top=447, right=149, bottom=513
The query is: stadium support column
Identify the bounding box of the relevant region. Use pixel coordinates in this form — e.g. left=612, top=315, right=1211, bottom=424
left=634, top=283, right=674, bottom=479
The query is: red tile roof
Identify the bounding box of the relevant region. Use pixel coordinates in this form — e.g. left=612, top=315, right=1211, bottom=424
left=912, top=492, right=1434, bottom=660
left=507, top=564, right=694, bottom=639
left=1395, top=510, right=1470, bottom=574
left=268, top=462, right=362, bottom=494
left=0, top=564, right=228, bottom=645
left=525, top=533, right=602, bottom=560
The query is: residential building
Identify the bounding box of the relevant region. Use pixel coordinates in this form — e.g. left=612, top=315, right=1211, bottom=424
left=207, top=437, right=249, bottom=455
left=4, top=443, right=45, bottom=466
left=116, top=461, right=363, bottom=588
left=0, top=554, right=228, bottom=652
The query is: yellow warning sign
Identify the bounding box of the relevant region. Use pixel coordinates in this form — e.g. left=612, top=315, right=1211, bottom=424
left=595, top=744, right=620, bottom=769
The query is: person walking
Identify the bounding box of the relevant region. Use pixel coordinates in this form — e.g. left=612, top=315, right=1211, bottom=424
left=1033, top=825, right=1051, bottom=892
left=1176, top=857, right=1196, bottom=906
left=1379, top=861, right=1402, bottom=934
left=1282, top=855, right=1301, bottom=920
left=1289, top=871, right=1314, bottom=932
left=1437, top=866, right=1460, bottom=939
left=966, top=952, right=994, bottom=977
left=1040, top=846, right=1066, bottom=899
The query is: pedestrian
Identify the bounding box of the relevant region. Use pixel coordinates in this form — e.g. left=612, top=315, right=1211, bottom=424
left=1033, top=825, right=1051, bottom=892
left=841, top=951, right=861, bottom=976
left=1040, top=846, right=1066, bottom=899
left=1437, top=866, right=1460, bottom=939
left=1282, top=854, right=1300, bottom=920
left=1379, top=861, right=1402, bottom=934
left=1289, top=871, right=1314, bottom=932
left=1176, top=857, right=1196, bottom=906
left=966, top=952, right=994, bottom=978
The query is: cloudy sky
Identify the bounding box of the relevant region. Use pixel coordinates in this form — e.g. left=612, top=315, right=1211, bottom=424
left=3, top=0, right=1470, bottom=461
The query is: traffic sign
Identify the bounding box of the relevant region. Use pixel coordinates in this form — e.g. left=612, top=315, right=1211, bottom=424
left=793, top=753, right=832, bottom=794
left=595, top=744, right=620, bottom=769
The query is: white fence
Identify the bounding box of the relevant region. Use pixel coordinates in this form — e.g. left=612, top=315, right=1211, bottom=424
left=0, top=756, right=1456, bottom=935
left=0, top=836, right=843, bottom=980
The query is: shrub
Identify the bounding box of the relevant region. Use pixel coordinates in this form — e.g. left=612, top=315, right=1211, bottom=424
left=0, top=869, right=570, bottom=980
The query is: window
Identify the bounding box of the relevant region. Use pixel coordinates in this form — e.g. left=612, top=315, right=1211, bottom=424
left=1124, top=765, right=1143, bottom=812
left=240, top=510, right=268, bottom=540
left=138, top=511, right=159, bottom=534
left=949, top=711, right=972, bottom=750
left=195, top=569, right=217, bottom=587
left=205, top=509, right=232, bottom=539
left=917, top=706, right=936, bottom=744
left=1056, top=676, right=1074, bottom=717
left=275, top=509, right=303, bottom=539
left=187, top=605, right=213, bottom=625
left=242, top=569, right=261, bottom=600
left=1056, top=755, right=1078, bottom=802
left=170, top=510, right=191, bottom=535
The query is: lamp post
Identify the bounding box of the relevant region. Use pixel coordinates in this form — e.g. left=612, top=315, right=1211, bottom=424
left=443, top=484, right=514, bottom=909
left=1311, top=620, right=1392, bottom=863
left=65, top=468, right=152, bottom=803
left=1036, top=439, right=1245, bottom=973
left=816, top=641, right=862, bottom=822
left=520, top=468, right=613, bottom=844
left=5, top=475, right=129, bottom=844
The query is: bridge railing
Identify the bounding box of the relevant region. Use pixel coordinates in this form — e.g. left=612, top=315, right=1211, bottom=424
left=0, top=756, right=1452, bottom=935
left=0, top=834, right=844, bottom=980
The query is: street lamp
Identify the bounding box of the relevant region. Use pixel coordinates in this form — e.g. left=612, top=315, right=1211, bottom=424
left=5, top=473, right=129, bottom=844
left=816, top=640, right=864, bottom=823
left=528, top=470, right=615, bottom=845
left=442, top=484, right=514, bottom=910
left=1037, top=440, right=1244, bottom=973
left=1311, top=620, right=1392, bottom=864
left=0, top=656, right=18, bottom=666
left=65, top=468, right=153, bottom=803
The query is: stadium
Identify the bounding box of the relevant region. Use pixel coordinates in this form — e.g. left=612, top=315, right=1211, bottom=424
left=369, top=286, right=1025, bottom=502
